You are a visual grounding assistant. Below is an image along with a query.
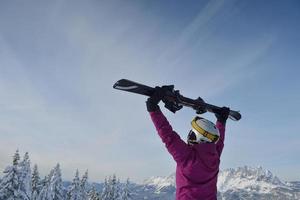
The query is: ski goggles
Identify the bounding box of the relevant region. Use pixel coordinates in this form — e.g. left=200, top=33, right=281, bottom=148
left=187, top=130, right=197, bottom=143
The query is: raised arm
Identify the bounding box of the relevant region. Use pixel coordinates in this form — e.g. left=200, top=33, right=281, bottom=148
left=149, top=109, right=191, bottom=164
left=216, top=121, right=226, bottom=156
left=214, top=107, right=230, bottom=156
left=146, top=86, right=191, bottom=164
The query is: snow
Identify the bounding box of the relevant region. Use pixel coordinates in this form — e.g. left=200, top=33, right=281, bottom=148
left=1, top=151, right=299, bottom=199
left=143, top=173, right=175, bottom=192
left=217, top=166, right=286, bottom=193
left=142, top=166, right=296, bottom=196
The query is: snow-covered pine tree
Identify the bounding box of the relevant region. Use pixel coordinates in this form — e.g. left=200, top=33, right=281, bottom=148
left=101, top=178, right=109, bottom=200
left=49, top=164, right=64, bottom=200
left=32, top=164, right=41, bottom=200
left=19, top=152, right=32, bottom=200
left=120, top=178, right=132, bottom=200
left=0, top=150, right=24, bottom=200
left=38, top=164, right=64, bottom=200
left=102, top=174, right=120, bottom=200
left=87, top=186, right=100, bottom=200
left=80, top=170, right=89, bottom=199
left=67, top=170, right=81, bottom=200
left=37, top=171, right=53, bottom=200
left=115, top=176, right=121, bottom=200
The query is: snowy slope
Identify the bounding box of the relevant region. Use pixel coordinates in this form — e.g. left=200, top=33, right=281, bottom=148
left=130, top=173, right=176, bottom=200
left=143, top=173, right=175, bottom=192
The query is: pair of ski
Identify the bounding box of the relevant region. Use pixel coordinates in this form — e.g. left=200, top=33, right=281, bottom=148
left=113, top=79, right=241, bottom=121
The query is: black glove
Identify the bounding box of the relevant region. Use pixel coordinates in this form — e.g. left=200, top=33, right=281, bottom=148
left=146, top=86, right=166, bottom=112
left=214, top=107, right=230, bottom=125
left=196, top=97, right=207, bottom=114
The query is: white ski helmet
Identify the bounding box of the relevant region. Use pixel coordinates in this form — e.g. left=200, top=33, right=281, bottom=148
left=187, top=116, right=220, bottom=144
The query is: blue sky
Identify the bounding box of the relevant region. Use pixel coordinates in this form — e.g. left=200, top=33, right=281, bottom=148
left=0, top=0, right=299, bottom=183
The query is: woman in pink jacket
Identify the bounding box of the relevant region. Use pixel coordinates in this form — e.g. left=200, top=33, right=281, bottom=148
left=146, top=86, right=230, bottom=200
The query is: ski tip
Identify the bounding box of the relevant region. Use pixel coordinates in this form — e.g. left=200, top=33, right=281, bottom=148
left=236, top=112, right=242, bottom=120
left=113, top=79, right=124, bottom=89
left=113, top=79, right=130, bottom=88
left=113, top=81, right=119, bottom=89
left=229, top=111, right=242, bottom=121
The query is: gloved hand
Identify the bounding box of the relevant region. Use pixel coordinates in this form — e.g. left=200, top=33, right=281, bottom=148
left=146, top=86, right=166, bottom=112
left=196, top=97, right=207, bottom=114
left=214, top=107, right=230, bottom=125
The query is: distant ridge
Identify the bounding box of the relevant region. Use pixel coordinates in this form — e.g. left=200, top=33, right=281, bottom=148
left=136, top=166, right=300, bottom=200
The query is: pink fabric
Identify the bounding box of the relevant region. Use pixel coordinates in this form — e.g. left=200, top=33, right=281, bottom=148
left=149, top=109, right=226, bottom=200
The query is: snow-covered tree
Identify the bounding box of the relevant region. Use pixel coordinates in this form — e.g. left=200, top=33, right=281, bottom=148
left=0, top=150, right=25, bottom=200
left=88, top=186, right=101, bottom=200
left=37, top=164, right=64, bottom=200
left=32, top=164, right=41, bottom=200
left=120, top=178, right=132, bottom=200
left=0, top=151, right=136, bottom=200
left=114, top=176, right=121, bottom=200
left=101, top=177, right=110, bottom=200
left=13, top=150, right=20, bottom=165
left=101, top=174, right=120, bottom=200
left=37, top=170, right=53, bottom=200
left=49, top=164, right=64, bottom=200
left=80, top=170, right=89, bottom=199
left=19, top=152, right=32, bottom=199
left=101, top=178, right=109, bottom=200
left=67, top=170, right=81, bottom=200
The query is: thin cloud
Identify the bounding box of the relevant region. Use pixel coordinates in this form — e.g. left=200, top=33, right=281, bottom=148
left=157, top=0, right=227, bottom=65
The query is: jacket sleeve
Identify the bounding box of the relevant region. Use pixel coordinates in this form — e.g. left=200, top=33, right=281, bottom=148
left=149, top=109, right=191, bottom=164
left=216, top=121, right=226, bottom=157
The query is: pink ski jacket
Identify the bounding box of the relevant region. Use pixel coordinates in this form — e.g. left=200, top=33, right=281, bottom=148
left=149, top=109, right=226, bottom=200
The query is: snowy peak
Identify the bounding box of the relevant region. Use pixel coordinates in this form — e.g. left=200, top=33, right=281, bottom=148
left=217, top=166, right=284, bottom=193
left=143, top=173, right=175, bottom=192
left=221, top=166, right=282, bottom=184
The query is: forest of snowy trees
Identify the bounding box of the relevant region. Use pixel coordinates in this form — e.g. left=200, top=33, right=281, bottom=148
left=0, top=150, right=132, bottom=200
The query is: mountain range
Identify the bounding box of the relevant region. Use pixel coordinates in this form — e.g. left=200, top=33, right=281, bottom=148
left=125, top=166, right=300, bottom=200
